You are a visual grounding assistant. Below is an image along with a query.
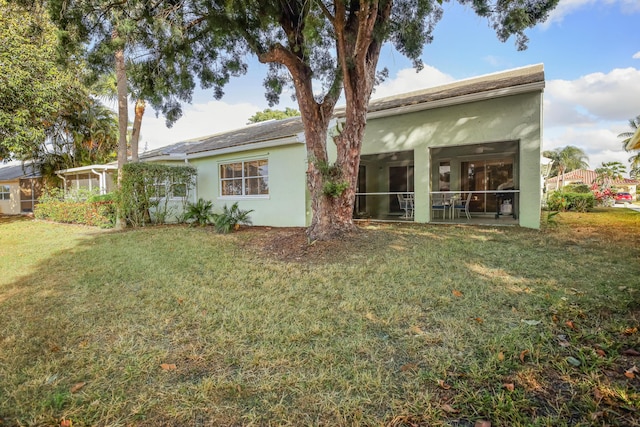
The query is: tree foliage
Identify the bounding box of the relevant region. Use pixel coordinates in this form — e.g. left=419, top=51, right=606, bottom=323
left=0, top=0, right=71, bottom=160
left=542, top=145, right=590, bottom=189
left=248, top=108, right=300, bottom=124
left=619, top=115, right=640, bottom=178
left=595, top=161, right=626, bottom=188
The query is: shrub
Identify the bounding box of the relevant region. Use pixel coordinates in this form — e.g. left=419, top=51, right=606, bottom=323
left=546, top=191, right=594, bottom=212
left=35, top=188, right=115, bottom=228
left=564, top=184, right=591, bottom=194
left=184, top=198, right=214, bottom=226
left=116, top=163, right=197, bottom=226
left=213, top=202, right=253, bottom=234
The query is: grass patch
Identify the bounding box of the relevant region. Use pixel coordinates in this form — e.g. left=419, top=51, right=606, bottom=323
left=0, top=210, right=639, bottom=426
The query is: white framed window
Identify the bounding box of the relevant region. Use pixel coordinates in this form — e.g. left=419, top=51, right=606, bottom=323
left=153, top=179, right=188, bottom=199
left=220, top=159, right=269, bottom=197
left=0, top=185, right=10, bottom=201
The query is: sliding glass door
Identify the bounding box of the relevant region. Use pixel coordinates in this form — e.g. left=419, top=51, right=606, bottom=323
left=461, top=157, right=514, bottom=213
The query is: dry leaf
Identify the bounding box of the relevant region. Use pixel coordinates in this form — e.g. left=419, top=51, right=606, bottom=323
left=70, top=382, right=86, bottom=393
left=452, top=290, right=463, bottom=297
left=625, top=365, right=639, bottom=378
left=160, top=363, right=177, bottom=371
left=595, top=349, right=606, bottom=358
left=437, top=379, right=451, bottom=390
left=401, top=363, right=418, bottom=372
left=552, top=315, right=559, bottom=322
left=441, top=404, right=459, bottom=414
left=623, top=327, right=638, bottom=336
left=519, top=349, right=529, bottom=363
left=622, top=349, right=640, bottom=357
left=497, top=352, right=505, bottom=362
left=475, top=421, right=491, bottom=427
left=410, top=325, right=425, bottom=335
left=565, top=320, right=576, bottom=330
left=503, top=383, right=515, bottom=391
left=474, top=317, right=483, bottom=324
left=60, top=419, right=72, bottom=427
left=593, top=387, right=603, bottom=401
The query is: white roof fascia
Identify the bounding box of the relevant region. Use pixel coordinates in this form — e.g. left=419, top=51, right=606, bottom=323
left=364, top=82, right=545, bottom=121
left=56, top=164, right=118, bottom=174
left=185, top=135, right=305, bottom=160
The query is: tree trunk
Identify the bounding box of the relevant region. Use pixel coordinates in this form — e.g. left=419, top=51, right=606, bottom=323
left=114, top=34, right=128, bottom=229
left=130, top=98, right=145, bottom=162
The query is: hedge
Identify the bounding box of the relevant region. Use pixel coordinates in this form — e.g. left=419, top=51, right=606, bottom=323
left=546, top=191, right=595, bottom=212
left=35, top=198, right=115, bottom=228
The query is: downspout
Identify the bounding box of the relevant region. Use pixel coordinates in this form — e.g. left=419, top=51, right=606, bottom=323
left=91, top=169, right=104, bottom=195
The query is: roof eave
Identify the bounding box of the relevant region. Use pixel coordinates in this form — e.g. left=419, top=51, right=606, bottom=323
left=361, top=81, right=545, bottom=121
left=185, top=135, right=305, bottom=160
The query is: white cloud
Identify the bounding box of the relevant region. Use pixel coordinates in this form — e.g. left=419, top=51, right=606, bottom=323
left=633, top=51, right=640, bottom=59
left=139, top=100, right=262, bottom=152
left=545, top=67, right=640, bottom=125
left=543, top=0, right=640, bottom=28
left=370, top=65, right=454, bottom=100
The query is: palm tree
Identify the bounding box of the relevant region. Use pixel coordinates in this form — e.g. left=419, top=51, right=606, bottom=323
left=619, top=115, right=640, bottom=179
left=595, top=161, right=626, bottom=189
left=542, top=146, right=590, bottom=190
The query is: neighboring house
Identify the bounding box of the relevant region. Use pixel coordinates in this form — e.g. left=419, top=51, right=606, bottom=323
left=545, top=169, right=638, bottom=199
left=0, top=162, right=43, bottom=214
left=57, top=64, right=547, bottom=228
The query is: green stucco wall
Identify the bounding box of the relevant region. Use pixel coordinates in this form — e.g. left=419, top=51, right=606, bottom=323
left=356, top=91, right=543, bottom=228
left=189, top=143, right=309, bottom=227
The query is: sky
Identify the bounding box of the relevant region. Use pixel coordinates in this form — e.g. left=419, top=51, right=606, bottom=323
left=138, top=0, right=640, bottom=176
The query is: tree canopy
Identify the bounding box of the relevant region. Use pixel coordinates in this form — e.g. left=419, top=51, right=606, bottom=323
left=248, top=108, right=301, bottom=124
left=0, top=0, right=71, bottom=160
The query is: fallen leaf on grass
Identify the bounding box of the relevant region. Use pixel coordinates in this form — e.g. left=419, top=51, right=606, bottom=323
left=60, top=419, right=72, bottom=427
left=452, top=290, right=463, bottom=297
left=473, top=317, right=483, bottom=324
left=519, top=350, right=529, bottom=363
left=565, top=320, right=577, bottom=330
left=160, top=363, right=177, bottom=371
left=475, top=421, right=491, bottom=427
left=503, top=383, right=515, bottom=391
left=521, top=319, right=541, bottom=326
left=497, top=352, right=505, bottom=362
left=441, top=404, right=459, bottom=414
left=623, top=327, right=638, bottom=336
left=624, top=365, right=639, bottom=379
left=622, top=349, right=640, bottom=357
left=595, top=349, right=606, bottom=358
left=401, top=363, right=418, bottom=372
left=70, top=382, right=86, bottom=393
left=437, top=379, right=451, bottom=390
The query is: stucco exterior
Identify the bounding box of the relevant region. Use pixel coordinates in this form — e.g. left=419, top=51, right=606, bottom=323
left=356, top=91, right=543, bottom=228
left=190, top=143, right=310, bottom=227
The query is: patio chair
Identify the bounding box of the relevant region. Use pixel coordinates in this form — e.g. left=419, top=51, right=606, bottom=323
left=453, top=192, right=472, bottom=220
left=397, top=193, right=414, bottom=218
left=431, top=194, right=447, bottom=219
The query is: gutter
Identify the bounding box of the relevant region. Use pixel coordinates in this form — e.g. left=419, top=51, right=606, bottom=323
left=185, top=135, right=304, bottom=160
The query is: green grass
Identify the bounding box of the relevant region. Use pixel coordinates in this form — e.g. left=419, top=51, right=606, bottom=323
left=0, top=210, right=638, bottom=426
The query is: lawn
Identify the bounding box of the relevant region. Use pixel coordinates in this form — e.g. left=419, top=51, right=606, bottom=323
left=0, top=210, right=638, bottom=426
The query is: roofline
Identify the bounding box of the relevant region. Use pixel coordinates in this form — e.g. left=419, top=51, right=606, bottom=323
left=185, top=135, right=305, bottom=160
left=356, top=81, right=545, bottom=121
left=56, top=164, right=118, bottom=174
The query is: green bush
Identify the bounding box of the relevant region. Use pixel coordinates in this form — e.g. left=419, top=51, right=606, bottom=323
left=184, top=198, right=214, bottom=226
left=35, top=188, right=115, bottom=228
left=546, top=191, right=595, bottom=212
left=213, top=202, right=253, bottom=234
left=564, top=184, right=591, bottom=194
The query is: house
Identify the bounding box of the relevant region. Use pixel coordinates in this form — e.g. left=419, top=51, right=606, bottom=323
left=57, top=64, right=546, bottom=228
left=0, top=162, right=43, bottom=214
left=545, top=169, right=638, bottom=199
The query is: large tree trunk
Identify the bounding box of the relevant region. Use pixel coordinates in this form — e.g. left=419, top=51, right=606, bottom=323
left=114, top=34, right=128, bottom=229
left=130, top=98, right=145, bottom=162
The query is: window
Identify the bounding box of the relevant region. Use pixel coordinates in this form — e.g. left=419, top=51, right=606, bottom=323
left=220, top=159, right=268, bottom=196
left=153, top=179, right=188, bottom=199
left=0, top=185, right=10, bottom=201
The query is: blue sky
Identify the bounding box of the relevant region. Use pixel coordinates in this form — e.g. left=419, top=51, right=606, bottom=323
left=140, top=0, right=640, bottom=175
